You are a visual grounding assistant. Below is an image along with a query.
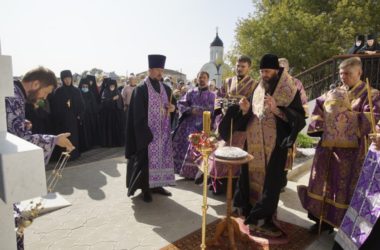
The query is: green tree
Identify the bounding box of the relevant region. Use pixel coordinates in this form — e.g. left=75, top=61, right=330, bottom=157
left=221, top=63, right=235, bottom=81
left=231, top=0, right=380, bottom=74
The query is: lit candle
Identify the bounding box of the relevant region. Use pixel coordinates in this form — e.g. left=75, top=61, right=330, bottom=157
left=203, top=111, right=211, bottom=135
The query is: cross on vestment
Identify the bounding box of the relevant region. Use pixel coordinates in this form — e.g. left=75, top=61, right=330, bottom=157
left=367, top=154, right=378, bottom=166
left=0, top=40, right=47, bottom=250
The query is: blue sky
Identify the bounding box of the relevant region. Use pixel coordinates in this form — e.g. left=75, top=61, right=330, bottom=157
left=0, top=0, right=254, bottom=79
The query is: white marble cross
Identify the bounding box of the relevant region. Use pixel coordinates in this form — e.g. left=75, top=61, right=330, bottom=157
left=0, top=40, right=47, bottom=250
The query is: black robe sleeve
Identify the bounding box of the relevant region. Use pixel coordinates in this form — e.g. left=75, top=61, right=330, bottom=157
left=125, top=83, right=153, bottom=159
left=277, top=90, right=306, bottom=148
left=74, top=88, right=85, bottom=119
left=218, top=103, right=253, bottom=142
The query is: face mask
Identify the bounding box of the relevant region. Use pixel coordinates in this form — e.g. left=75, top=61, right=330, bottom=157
left=81, top=87, right=89, bottom=93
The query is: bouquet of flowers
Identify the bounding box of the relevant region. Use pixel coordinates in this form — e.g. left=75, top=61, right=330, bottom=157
left=188, top=131, right=218, bottom=153
left=15, top=201, right=43, bottom=236
left=14, top=201, right=43, bottom=250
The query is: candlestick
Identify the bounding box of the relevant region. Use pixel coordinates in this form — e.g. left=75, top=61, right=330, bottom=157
left=200, top=147, right=213, bottom=250
left=366, top=78, right=376, bottom=134
left=230, top=118, right=233, bottom=146
left=203, top=111, right=211, bottom=135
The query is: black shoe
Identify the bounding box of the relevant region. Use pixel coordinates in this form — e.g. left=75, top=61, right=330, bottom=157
left=142, top=191, right=152, bottom=203
left=250, top=221, right=283, bottom=237
left=308, top=222, right=333, bottom=234
left=151, top=187, right=172, bottom=196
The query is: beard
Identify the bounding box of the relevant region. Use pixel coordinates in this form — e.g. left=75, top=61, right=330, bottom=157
left=262, top=74, right=279, bottom=94
left=26, top=88, right=41, bottom=104
left=237, top=71, right=246, bottom=79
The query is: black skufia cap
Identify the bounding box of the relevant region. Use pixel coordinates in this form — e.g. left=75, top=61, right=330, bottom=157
left=356, top=34, right=365, bottom=41
left=148, top=54, right=166, bottom=69
left=109, top=79, right=117, bottom=87
left=86, top=74, right=96, bottom=84
left=60, top=70, right=72, bottom=79
left=259, top=54, right=279, bottom=70
left=78, top=78, right=89, bottom=88
left=367, top=34, right=376, bottom=40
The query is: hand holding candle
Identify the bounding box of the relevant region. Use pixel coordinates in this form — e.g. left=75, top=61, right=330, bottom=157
left=165, top=103, right=175, bottom=113
left=239, top=97, right=250, bottom=115
left=166, top=92, right=175, bottom=116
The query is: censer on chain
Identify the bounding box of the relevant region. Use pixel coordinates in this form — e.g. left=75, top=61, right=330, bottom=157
left=16, top=151, right=71, bottom=236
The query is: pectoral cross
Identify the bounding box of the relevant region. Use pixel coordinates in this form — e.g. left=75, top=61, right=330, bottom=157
left=368, top=155, right=377, bottom=166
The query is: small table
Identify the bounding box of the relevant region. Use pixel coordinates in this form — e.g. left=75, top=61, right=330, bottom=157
left=207, top=154, right=253, bottom=250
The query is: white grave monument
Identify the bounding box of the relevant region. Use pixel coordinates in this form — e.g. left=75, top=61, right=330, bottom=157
left=0, top=41, right=47, bottom=250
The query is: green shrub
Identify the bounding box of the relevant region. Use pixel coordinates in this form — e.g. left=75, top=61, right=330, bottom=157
left=296, top=133, right=317, bottom=148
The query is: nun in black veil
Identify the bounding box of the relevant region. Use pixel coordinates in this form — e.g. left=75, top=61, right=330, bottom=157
left=78, top=78, right=100, bottom=151
left=85, top=74, right=101, bottom=104
left=99, top=79, right=125, bottom=147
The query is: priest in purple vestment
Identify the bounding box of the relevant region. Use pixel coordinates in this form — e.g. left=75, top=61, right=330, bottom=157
left=209, top=55, right=257, bottom=194
left=298, top=57, right=380, bottom=234
left=172, top=71, right=215, bottom=179
left=5, top=66, right=75, bottom=163
left=5, top=66, right=74, bottom=250
left=125, top=55, right=176, bottom=203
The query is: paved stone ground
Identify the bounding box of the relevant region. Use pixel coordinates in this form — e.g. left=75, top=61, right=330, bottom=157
left=24, top=148, right=335, bottom=250
left=46, top=147, right=125, bottom=170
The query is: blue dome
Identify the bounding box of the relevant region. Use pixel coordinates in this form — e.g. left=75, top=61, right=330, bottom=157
left=210, top=33, right=224, bottom=47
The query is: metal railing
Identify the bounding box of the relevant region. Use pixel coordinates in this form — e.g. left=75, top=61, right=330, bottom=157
left=295, top=54, right=380, bottom=100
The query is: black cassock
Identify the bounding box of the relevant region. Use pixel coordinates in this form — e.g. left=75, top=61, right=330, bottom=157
left=219, top=79, right=306, bottom=223
left=50, top=84, right=85, bottom=160
left=16, top=80, right=52, bottom=134
left=347, top=43, right=364, bottom=54
left=125, top=79, right=176, bottom=196
left=86, top=75, right=101, bottom=104
left=99, top=86, right=125, bottom=147
left=78, top=88, right=100, bottom=151
left=25, top=102, right=53, bottom=135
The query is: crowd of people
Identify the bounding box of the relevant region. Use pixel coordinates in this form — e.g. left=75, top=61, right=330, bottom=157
left=124, top=54, right=379, bottom=248
left=20, top=67, right=201, bottom=162
left=6, top=53, right=380, bottom=249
